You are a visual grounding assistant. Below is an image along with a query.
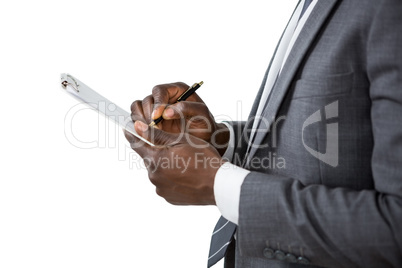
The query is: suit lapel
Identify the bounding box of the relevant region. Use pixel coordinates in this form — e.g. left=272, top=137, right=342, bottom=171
left=247, top=0, right=340, bottom=162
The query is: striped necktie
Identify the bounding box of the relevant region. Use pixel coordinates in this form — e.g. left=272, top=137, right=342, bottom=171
left=207, top=1, right=313, bottom=267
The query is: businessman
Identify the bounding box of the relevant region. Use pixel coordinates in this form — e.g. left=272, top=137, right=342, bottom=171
left=124, top=0, right=402, bottom=267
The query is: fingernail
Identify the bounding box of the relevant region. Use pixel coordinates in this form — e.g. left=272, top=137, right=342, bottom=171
left=151, top=110, right=157, bottom=119
left=135, top=121, right=148, bottom=132
left=163, top=108, right=174, bottom=118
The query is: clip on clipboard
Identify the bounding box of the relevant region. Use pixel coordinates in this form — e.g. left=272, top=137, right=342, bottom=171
left=60, top=73, right=154, bottom=146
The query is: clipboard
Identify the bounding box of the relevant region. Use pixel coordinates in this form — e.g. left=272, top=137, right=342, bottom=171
left=60, top=73, right=154, bottom=146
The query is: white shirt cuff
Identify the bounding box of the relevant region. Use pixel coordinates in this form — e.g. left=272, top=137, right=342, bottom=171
left=214, top=162, right=250, bottom=225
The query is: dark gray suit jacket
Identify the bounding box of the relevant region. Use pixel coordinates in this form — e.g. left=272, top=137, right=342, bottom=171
left=226, top=0, right=402, bottom=267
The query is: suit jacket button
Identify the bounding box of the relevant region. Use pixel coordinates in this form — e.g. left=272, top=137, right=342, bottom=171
left=274, top=250, right=286, bottom=260
left=285, top=253, right=297, bottom=263
left=297, top=256, right=310, bottom=264
left=263, top=248, right=275, bottom=259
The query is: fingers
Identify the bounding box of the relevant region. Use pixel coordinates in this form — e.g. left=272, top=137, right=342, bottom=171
left=151, top=82, right=192, bottom=120
left=130, top=82, right=207, bottom=134
left=134, top=121, right=182, bottom=148
left=130, top=95, right=155, bottom=124
left=123, top=128, right=148, bottom=157
left=162, top=101, right=211, bottom=120
left=123, top=124, right=156, bottom=159
left=123, top=129, right=138, bottom=144
left=130, top=100, right=145, bottom=122
left=124, top=121, right=159, bottom=158
left=141, top=95, right=154, bottom=123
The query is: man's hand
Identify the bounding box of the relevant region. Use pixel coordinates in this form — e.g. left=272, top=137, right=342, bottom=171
left=130, top=82, right=230, bottom=156
left=124, top=120, right=225, bottom=205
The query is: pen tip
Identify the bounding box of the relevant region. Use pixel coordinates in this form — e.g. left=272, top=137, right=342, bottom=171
left=199, top=81, right=204, bottom=85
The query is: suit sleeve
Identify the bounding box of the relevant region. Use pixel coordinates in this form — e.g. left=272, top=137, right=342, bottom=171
left=237, top=1, right=402, bottom=267
left=222, top=121, right=247, bottom=155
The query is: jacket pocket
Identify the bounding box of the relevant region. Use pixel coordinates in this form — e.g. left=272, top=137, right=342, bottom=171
left=291, top=71, right=354, bottom=99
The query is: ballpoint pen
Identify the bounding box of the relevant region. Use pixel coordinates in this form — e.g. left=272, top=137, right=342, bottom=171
left=149, top=81, right=204, bottom=127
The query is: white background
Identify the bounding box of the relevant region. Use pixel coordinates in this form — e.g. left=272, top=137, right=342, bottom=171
left=0, top=1, right=297, bottom=267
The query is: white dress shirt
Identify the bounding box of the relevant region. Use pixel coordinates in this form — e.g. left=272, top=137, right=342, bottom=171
left=214, top=0, right=318, bottom=225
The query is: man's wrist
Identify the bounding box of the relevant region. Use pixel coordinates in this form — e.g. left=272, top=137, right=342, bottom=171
left=214, top=162, right=250, bottom=224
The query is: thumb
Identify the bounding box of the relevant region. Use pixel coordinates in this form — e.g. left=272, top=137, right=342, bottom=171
left=134, top=121, right=182, bottom=147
